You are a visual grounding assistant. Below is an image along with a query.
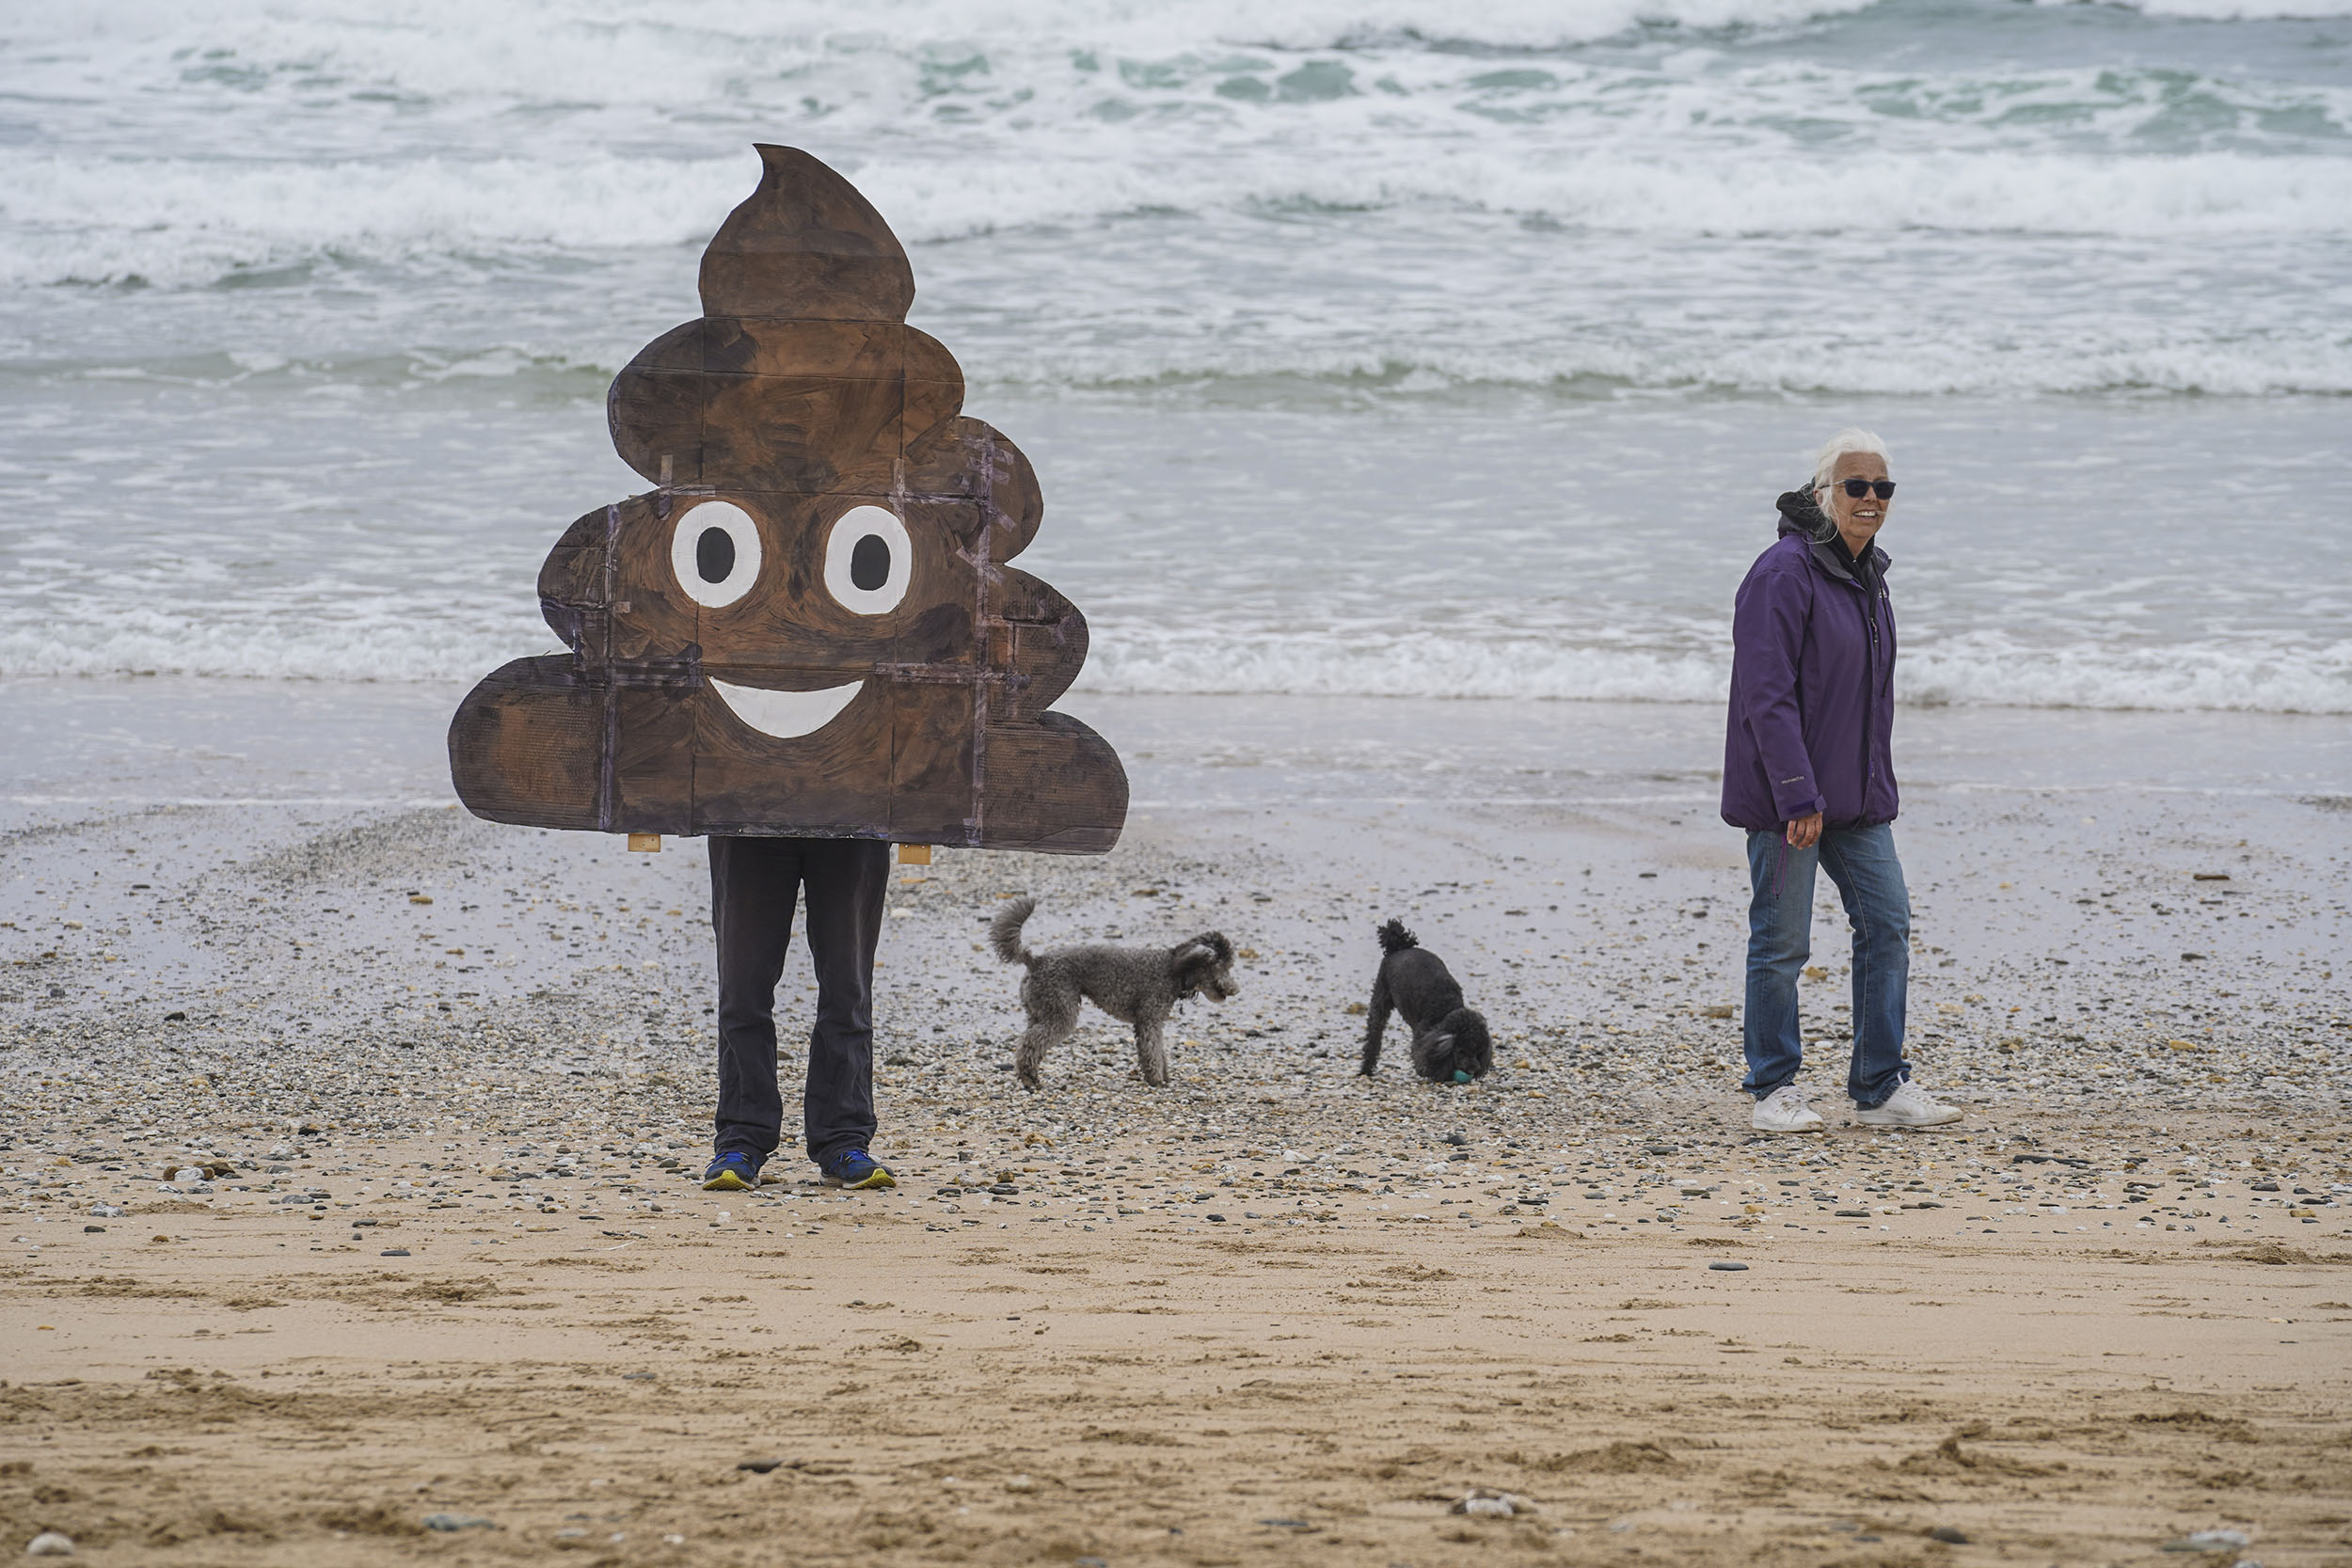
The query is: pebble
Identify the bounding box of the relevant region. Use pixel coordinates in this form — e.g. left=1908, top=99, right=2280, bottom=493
left=1928, top=1527, right=1969, bottom=1544
left=1708, top=1261, right=1750, bottom=1272
left=6, top=802, right=2344, bottom=1415
left=421, top=1513, right=495, bottom=1532
left=24, top=1533, right=74, bottom=1559
left=378, top=1248, right=410, bottom=1257
left=738, top=1458, right=783, bottom=1473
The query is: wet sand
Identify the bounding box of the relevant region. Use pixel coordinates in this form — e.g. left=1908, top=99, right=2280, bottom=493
left=3, top=1161, right=2349, bottom=1568
left=3, top=693, right=2350, bottom=1563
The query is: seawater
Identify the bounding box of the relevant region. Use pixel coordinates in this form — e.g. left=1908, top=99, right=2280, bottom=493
left=2, top=0, right=2348, bottom=737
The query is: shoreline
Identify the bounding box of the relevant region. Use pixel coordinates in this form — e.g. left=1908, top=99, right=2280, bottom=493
left=7, top=676, right=2348, bottom=815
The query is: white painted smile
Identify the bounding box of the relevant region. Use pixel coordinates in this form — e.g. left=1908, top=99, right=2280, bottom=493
left=708, top=677, right=864, bottom=740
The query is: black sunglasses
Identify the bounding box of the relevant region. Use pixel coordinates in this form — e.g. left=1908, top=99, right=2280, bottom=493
left=1835, top=479, right=1897, bottom=499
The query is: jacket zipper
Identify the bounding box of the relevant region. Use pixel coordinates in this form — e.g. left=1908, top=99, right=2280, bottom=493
left=1862, top=571, right=1883, bottom=800
left=1850, top=569, right=1879, bottom=804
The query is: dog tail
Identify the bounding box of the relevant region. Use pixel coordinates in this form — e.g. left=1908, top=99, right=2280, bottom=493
left=1376, top=917, right=1418, bottom=956
left=990, top=895, right=1039, bottom=966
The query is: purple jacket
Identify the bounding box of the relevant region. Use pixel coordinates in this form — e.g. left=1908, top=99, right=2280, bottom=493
left=1720, top=490, right=1899, bottom=832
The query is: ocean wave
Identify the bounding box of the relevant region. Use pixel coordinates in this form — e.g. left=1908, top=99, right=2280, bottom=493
left=2055, top=0, right=2352, bottom=19
left=20, top=325, right=2346, bottom=400
left=12, top=615, right=2344, bottom=715
left=1898, top=638, right=2352, bottom=713
left=868, top=147, right=2352, bottom=242
left=18, top=0, right=2345, bottom=155
left=1076, top=628, right=2352, bottom=714
left=10, top=0, right=1892, bottom=98
left=1087, top=634, right=1728, bottom=705
left=0, top=154, right=748, bottom=288
left=0, top=611, right=550, bottom=689
left=975, top=336, right=2352, bottom=398
left=41, top=0, right=2344, bottom=91
left=7, top=144, right=2348, bottom=291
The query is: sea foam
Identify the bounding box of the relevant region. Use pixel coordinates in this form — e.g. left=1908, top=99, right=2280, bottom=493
left=2056, top=0, right=2352, bottom=18
left=1081, top=629, right=2352, bottom=715
left=8, top=617, right=2345, bottom=716
left=8, top=145, right=2346, bottom=292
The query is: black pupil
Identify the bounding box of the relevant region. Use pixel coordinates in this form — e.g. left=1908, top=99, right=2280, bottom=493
left=850, top=534, right=890, bottom=593
left=695, top=527, right=735, bottom=584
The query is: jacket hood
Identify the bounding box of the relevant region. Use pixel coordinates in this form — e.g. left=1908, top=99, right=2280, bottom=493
left=1776, top=484, right=1833, bottom=542
left=1776, top=483, right=1892, bottom=584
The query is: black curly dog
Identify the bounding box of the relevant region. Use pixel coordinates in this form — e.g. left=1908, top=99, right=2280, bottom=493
left=1359, top=918, right=1494, bottom=1083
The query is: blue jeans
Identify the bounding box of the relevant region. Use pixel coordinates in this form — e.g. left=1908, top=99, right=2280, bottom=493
left=1742, top=822, right=1911, bottom=1108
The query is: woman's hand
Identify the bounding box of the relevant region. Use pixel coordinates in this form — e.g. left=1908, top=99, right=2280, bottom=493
left=1786, top=812, right=1823, bottom=849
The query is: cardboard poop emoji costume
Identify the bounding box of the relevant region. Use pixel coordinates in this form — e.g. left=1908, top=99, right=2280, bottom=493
left=449, top=145, right=1127, bottom=854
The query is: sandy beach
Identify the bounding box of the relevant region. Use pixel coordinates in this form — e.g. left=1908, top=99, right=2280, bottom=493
left=5, top=691, right=2348, bottom=1565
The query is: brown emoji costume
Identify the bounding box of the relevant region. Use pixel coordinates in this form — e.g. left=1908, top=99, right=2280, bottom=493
left=446, top=147, right=1125, bottom=1178
left=447, top=144, right=1126, bottom=852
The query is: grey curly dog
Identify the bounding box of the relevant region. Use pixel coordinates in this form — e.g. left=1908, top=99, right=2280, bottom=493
left=989, top=895, right=1240, bottom=1090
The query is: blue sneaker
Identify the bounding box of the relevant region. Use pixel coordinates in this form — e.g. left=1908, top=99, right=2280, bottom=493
left=820, top=1148, right=896, bottom=1190
left=702, top=1152, right=762, bottom=1192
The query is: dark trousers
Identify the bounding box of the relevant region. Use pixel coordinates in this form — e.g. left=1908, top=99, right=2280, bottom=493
left=709, top=836, right=889, bottom=1164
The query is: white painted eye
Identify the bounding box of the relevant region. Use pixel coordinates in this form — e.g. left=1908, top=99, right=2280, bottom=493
left=821, top=504, right=912, bottom=616
left=671, top=499, right=761, bottom=610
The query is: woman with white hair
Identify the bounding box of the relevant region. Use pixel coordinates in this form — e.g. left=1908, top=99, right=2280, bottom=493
left=1720, top=429, right=1962, bottom=1133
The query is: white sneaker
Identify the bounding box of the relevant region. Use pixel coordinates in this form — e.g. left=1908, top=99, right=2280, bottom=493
left=1752, top=1085, right=1824, bottom=1133
left=1854, top=1081, right=1963, bottom=1128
